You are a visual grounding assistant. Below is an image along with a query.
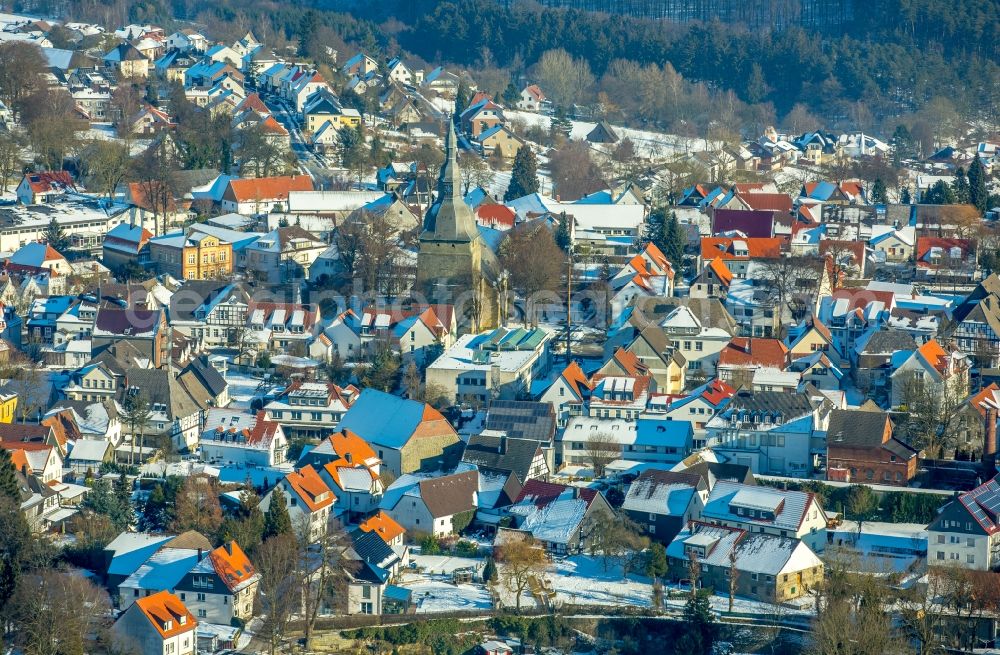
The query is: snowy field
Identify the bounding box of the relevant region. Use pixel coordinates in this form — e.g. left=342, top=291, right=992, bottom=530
left=400, top=576, right=493, bottom=613
left=223, top=371, right=272, bottom=409
left=410, top=554, right=484, bottom=575
left=548, top=556, right=653, bottom=608
left=506, top=110, right=714, bottom=159
left=398, top=555, right=492, bottom=613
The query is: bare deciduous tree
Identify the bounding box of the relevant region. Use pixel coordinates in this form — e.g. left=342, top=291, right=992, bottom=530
left=495, top=536, right=548, bottom=611
left=584, top=432, right=619, bottom=479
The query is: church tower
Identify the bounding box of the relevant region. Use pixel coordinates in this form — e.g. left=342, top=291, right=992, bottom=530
left=416, top=120, right=498, bottom=329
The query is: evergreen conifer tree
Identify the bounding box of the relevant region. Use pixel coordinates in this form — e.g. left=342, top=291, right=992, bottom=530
left=504, top=145, right=539, bottom=201
left=662, top=211, right=685, bottom=271
left=554, top=212, right=570, bottom=250
left=42, top=217, right=70, bottom=253
left=0, top=448, right=19, bottom=502
left=900, top=187, right=912, bottom=204
left=870, top=178, right=888, bottom=204
left=969, top=157, right=989, bottom=213
left=952, top=167, right=970, bottom=203
left=263, top=486, right=293, bottom=538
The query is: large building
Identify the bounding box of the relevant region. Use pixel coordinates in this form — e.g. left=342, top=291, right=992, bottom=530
left=415, top=120, right=498, bottom=330
left=148, top=227, right=234, bottom=280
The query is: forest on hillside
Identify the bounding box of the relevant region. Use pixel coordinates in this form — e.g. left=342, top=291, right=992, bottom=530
left=19, top=0, right=1000, bottom=140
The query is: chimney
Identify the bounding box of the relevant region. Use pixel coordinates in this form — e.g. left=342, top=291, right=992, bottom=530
left=224, top=541, right=233, bottom=556
left=345, top=452, right=353, bottom=464
left=197, top=548, right=204, bottom=560
left=499, top=436, right=507, bottom=455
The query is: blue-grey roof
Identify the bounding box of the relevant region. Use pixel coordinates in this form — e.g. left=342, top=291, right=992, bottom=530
left=337, top=388, right=429, bottom=449
left=634, top=418, right=693, bottom=448
left=41, top=47, right=74, bottom=70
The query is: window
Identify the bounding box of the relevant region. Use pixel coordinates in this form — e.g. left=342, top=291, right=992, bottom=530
left=196, top=593, right=206, bottom=602
left=198, top=609, right=207, bottom=618
left=969, top=555, right=976, bottom=564
left=361, top=602, right=373, bottom=614
left=937, top=535, right=945, bottom=544
left=362, top=585, right=372, bottom=599
left=649, top=525, right=655, bottom=533
left=968, top=538, right=975, bottom=547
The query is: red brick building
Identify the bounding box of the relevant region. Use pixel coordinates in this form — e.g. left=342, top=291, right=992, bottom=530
left=826, top=406, right=918, bottom=486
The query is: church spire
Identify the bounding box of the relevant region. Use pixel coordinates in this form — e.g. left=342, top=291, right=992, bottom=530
left=420, top=116, right=479, bottom=242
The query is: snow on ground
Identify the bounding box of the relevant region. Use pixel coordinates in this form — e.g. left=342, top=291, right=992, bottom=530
left=548, top=555, right=653, bottom=608
left=545, top=555, right=815, bottom=616
left=397, top=569, right=493, bottom=613
left=507, top=109, right=713, bottom=159
left=223, top=371, right=271, bottom=409
left=410, top=553, right=484, bottom=575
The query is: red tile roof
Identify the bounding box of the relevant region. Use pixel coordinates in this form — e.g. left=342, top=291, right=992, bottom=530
left=23, top=171, right=74, bottom=194
left=475, top=203, right=516, bottom=229
left=737, top=192, right=793, bottom=213
left=225, top=175, right=314, bottom=203
left=718, top=337, right=789, bottom=369
left=707, top=257, right=733, bottom=286
left=208, top=541, right=257, bottom=591
left=916, top=339, right=949, bottom=374
left=134, top=591, right=196, bottom=639
left=283, top=465, right=333, bottom=512
left=700, top=236, right=785, bottom=260
left=359, top=510, right=405, bottom=543
left=515, top=479, right=598, bottom=507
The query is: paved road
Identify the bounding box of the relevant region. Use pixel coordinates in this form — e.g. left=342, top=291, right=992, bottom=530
left=260, top=92, right=332, bottom=184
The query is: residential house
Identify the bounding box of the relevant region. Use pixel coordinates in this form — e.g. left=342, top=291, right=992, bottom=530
left=260, top=466, right=335, bottom=543
left=174, top=541, right=258, bottom=624
left=103, top=223, right=153, bottom=270
left=460, top=97, right=504, bottom=138
left=698, top=237, right=784, bottom=279
left=854, top=329, right=918, bottom=392
left=609, top=242, right=676, bottom=318
left=342, top=527, right=406, bottom=615
left=113, top=591, right=196, bottom=655
left=826, top=408, right=918, bottom=485
left=199, top=409, right=287, bottom=467
left=947, top=274, right=1000, bottom=369
left=91, top=306, right=169, bottom=368
left=890, top=339, right=971, bottom=409
left=16, top=171, right=75, bottom=205
left=666, top=522, right=824, bottom=602
left=690, top=258, right=734, bottom=300
left=505, top=480, right=612, bottom=554
left=699, top=480, right=829, bottom=553
left=717, top=338, right=790, bottom=388
left=103, top=43, right=149, bottom=78
left=426, top=326, right=552, bottom=405
left=622, top=469, right=706, bottom=544
left=220, top=175, right=314, bottom=215
left=462, top=433, right=549, bottom=486
left=518, top=84, right=546, bottom=111
left=147, top=228, right=234, bottom=280
left=704, top=388, right=833, bottom=478
left=7, top=242, right=71, bottom=276
left=658, top=304, right=733, bottom=377
left=379, top=469, right=478, bottom=537
left=661, top=378, right=736, bottom=434
left=475, top=125, right=524, bottom=159
left=337, top=389, right=463, bottom=477
left=915, top=237, right=977, bottom=281
left=264, top=381, right=357, bottom=440
left=313, top=430, right=383, bottom=521
left=243, top=225, right=327, bottom=283
left=927, top=477, right=1000, bottom=569
left=359, top=510, right=406, bottom=548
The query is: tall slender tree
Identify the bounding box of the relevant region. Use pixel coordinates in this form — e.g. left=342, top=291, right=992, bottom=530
left=263, top=486, right=293, bottom=538
left=969, top=157, right=989, bottom=213
left=504, top=145, right=539, bottom=201
left=870, top=178, right=888, bottom=204
left=0, top=448, right=18, bottom=501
